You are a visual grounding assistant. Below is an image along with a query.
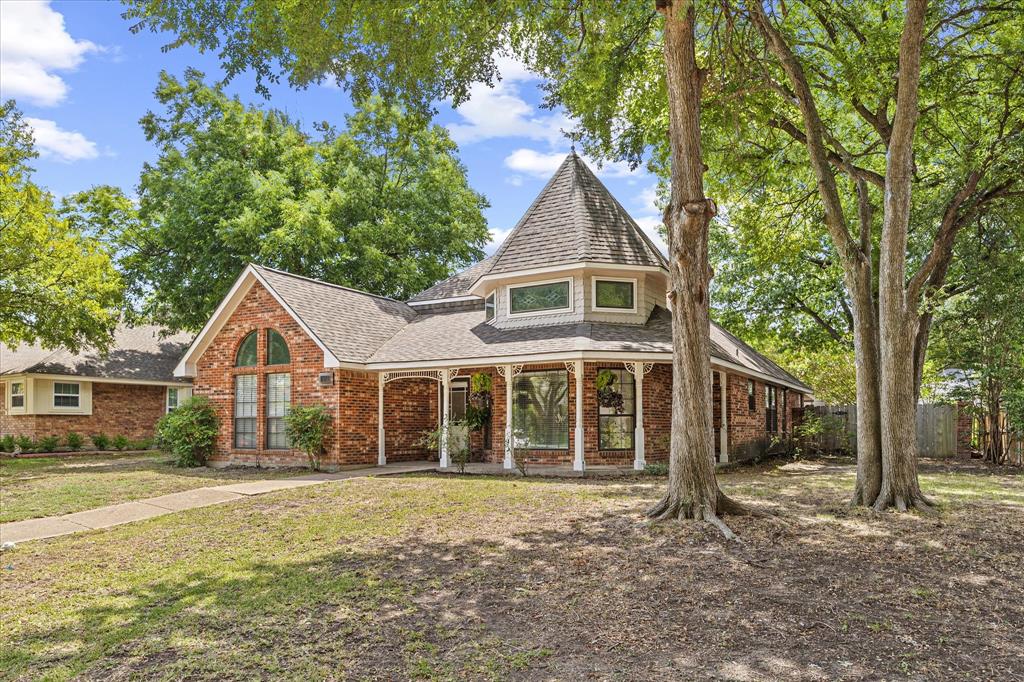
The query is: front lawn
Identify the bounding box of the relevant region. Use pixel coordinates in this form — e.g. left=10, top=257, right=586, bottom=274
left=1, top=458, right=1022, bottom=680
left=0, top=452, right=306, bottom=523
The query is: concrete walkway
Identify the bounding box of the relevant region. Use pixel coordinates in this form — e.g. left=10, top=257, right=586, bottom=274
left=0, top=462, right=435, bottom=545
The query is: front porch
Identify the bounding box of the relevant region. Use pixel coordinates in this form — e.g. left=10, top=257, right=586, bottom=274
left=376, top=361, right=736, bottom=472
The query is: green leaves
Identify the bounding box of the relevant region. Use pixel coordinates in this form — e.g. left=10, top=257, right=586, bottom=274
left=0, top=101, right=123, bottom=353
left=121, top=72, right=488, bottom=331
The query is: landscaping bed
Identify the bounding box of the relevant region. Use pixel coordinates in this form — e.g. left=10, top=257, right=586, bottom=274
left=1, top=458, right=1022, bottom=680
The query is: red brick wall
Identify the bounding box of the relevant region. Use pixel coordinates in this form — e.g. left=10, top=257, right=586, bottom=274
left=383, top=377, right=437, bottom=461
left=0, top=381, right=168, bottom=443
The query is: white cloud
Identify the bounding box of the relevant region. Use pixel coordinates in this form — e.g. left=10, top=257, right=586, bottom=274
left=635, top=184, right=661, bottom=211
left=633, top=215, right=669, bottom=255
left=25, top=118, right=98, bottom=162
left=486, top=226, right=515, bottom=254
left=504, top=148, right=642, bottom=179
left=0, top=1, right=98, bottom=106
left=505, top=175, right=524, bottom=187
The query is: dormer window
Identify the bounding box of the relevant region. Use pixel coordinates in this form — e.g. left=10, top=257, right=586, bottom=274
left=485, top=293, right=495, bottom=321
left=508, top=278, right=573, bottom=317
left=593, top=277, right=636, bottom=313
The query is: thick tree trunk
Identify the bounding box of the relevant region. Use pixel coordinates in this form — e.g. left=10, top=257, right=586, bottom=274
left=848, top=269, right=883, bottom=506
left=874, top=0, right=931, bottom=512
left=648, top=0, right=747, bottom=537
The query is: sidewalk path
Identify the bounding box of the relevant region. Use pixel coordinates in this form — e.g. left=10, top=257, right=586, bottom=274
left=0, top=462, right=435, bottom=545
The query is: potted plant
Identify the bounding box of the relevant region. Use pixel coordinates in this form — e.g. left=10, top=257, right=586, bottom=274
left=596, top=369, right=625, bottom=414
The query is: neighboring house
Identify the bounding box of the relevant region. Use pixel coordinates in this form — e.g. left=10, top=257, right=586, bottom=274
left=176, top=153, right=812, bottom=470
left=0, top=326, right=193, bottom=443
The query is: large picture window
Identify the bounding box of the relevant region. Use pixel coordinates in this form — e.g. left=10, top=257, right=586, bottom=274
left=53, top=382, right=80, bottom=408
left=10, top=382, right=24, bottom=409
left=234, top=375, right=257, bottom=449
left=512, top=370, right=569, bottom=449
left=598, top=368, right=635, bottom=450
left=593, top=278, right=636, bottom=312
left=508, top=279, right=572, bottom=316
left=266, top=373, right=291, bottom=449
left=765, top=385, right=778, bottom=433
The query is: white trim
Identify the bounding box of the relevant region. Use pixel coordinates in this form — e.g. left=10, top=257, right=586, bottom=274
left=52, top=381, right=81, bottom=409
left=591, top=276, right=638, bottom=314
left=506, top=277, right=574, bottom=318
left=1, top=372, right=190, bottom=388
left=174, top=265, right=341, bottom=377
left=408, top=295, right=479, bottom=307
left=470, top=261, right=664, bottom=295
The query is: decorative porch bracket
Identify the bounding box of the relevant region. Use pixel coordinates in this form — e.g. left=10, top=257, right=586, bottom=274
left=565, top=361, right=585, bottom=472
left=624, top=362, right=654, bottom=471
left=497, top=364, right=523, bottom=469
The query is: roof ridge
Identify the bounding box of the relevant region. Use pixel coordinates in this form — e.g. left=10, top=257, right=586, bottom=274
left=252, top=264, right=410, bottom=306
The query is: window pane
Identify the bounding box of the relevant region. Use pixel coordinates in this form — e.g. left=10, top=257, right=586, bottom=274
left=595, top=280, right=634, bottom=309
left=167, top=388, right=179, bottom=411
left=509, top=281, right=570, bottom=314
left=485, top=294, right=495, bottom=321
left=512, top=370, right=568, bottom=449
left=266, top=373, right=291, bottom=449
left=235, top=332, right=257, bottom=367
left=267, top=329, right=291, bottom=365
left=599, top=415, right=634, bottom=450
left=54, top=383, right=80, bottom=407
left=235, top=374, right=257, bottom=449
left=11, top=382, right=24, bottom=408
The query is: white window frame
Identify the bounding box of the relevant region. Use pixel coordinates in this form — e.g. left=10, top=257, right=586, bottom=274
left=591, top=276, right=638, bottom=313
left=506, top=277, right=574, bottom=318
left=166, top=387, right=179, bottom=413
left=52, top=381, right=81, bottom=409
left=9, top=381, right=25, bottom=409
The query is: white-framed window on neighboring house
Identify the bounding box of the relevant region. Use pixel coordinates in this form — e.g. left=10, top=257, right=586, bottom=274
left=592, top=277, right=637, bottom=313
left=484, top=292, right=495, bottom=321
left=507, top=278, right=573, bottom=317
left=166, top=387, right=180, bottom=412
left=266, top=372, right=291, bottom=450
left=10, top=382, right=25, bottom=409
left=53, top=382, right=80, bottom=408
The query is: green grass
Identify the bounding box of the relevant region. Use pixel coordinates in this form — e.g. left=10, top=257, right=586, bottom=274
left=1, top=461, right=1021, bottom=680
left=0, top=452, right=306, bottom=523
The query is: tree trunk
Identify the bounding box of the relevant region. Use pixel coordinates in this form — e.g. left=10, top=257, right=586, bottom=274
left=848, top=268, right=883, bottom=506
left=874, top=0, right=931, bottom=512
left=648, top=0, right=747, bottom=537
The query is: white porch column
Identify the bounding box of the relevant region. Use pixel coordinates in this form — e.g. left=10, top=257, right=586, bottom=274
left=499, top=364, right=521, bottom=469
left=719, top=369, right=729, bottom=463
left=377, top=372, right=386, bottom=466
left=568, top=361, right=585, bottom=472
left=440, top=369, right=452, bottom=468
left=626, top=362, right=653, bottom=470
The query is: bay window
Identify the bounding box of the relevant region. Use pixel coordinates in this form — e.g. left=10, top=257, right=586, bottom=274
left=10, top=382, right=24, bottom=409
left=53, top=382, right=80, bottom=408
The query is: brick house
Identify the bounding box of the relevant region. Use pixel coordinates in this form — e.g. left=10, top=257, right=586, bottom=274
left=176, top=153, right=812, bottom=470
left=0, top=326, right=193, bottom=445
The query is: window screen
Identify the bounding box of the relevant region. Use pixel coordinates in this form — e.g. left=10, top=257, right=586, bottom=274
left=512, top=370, right=568, bottom=449
left=267, top=329, right=290, bottom=365
left=594, top=280, right=635, bottom=310
left=236, top=331, right=257, bottom=367
left=509, top=281, right=570, bottom=314
left=266, top=373, right=291, bottom=449
left=234, top=374, right=257, bottom=448
left=53, top=382, right=80, bottom=408
left=598, top=369, right=635, bottom=450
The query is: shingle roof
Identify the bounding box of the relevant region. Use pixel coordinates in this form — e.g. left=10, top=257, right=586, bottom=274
left=0, top=325, right=193, bottom=383
left=484, top=153, right=668, bottom=277
left=364, top=305, right=811, bottom=391
left=408, top=256, right=495, bottom=303
left=253, top=265, right=417, bottom=363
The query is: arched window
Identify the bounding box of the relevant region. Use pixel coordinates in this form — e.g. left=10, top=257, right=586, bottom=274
left=235, top=331, right=258, bottom=367
left=267, top=329, right=290, bottom=365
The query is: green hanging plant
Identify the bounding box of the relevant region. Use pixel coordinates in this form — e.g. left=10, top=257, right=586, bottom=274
left=596, top=369, right=625, bottom=414
left=466, top=372, right=492, bottom=431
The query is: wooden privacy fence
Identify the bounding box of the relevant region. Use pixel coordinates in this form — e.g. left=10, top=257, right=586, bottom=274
left=806, top=403, right=958, bottom=457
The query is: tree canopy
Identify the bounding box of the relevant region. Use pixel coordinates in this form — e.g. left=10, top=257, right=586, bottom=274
left=0, top=101, right=123, bottom=353
left=115, top=70, right=489, bottom=331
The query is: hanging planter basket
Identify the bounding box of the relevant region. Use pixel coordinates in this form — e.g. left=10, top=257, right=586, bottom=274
left=596, top=370, right=625, bottom=414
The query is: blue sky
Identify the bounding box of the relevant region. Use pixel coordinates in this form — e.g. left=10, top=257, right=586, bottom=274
left=0, top=0, right=666, bottom=255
